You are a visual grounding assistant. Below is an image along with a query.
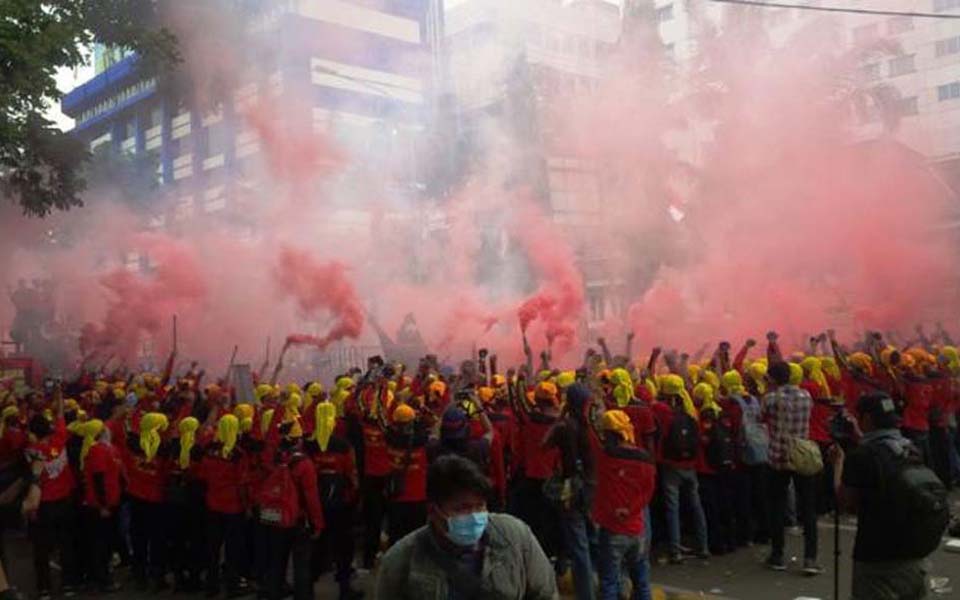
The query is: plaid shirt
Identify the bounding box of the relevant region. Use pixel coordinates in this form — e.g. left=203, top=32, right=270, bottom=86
left=762, top=385, right=813, bottom=470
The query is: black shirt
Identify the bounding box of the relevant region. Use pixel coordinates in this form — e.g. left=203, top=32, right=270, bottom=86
left=842, top=431, right=915, bottom=562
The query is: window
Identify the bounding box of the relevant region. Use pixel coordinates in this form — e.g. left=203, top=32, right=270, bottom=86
left=861, top=63, right=881, bottom=80
left=938, top=81, right=960, bottom=101
left=934, top=0, right=960, bottom=12
left=936, top=36, right=960, bottom=57
left=656, top=3, right=674, bottom=22
left=888, top=54, right=915, bottom=77
left=887, top=16, right=913, bottom=34
left=899, top=96, right=919, bottom=116
left=853, top=23, right=878, bottom=44
left=589, top=292, right=605, bottom=322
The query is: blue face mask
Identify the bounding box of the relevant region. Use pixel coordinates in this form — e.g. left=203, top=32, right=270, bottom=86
left=445, top=511, right=489, bottom=547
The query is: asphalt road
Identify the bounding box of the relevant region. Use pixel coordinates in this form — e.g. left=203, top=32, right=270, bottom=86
left=3, top=505, right=959, bottom=600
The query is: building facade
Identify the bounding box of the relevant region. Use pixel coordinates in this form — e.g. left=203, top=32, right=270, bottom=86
left=61, top=0, right=438, bottom=231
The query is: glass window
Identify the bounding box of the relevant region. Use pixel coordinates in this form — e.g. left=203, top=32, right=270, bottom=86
left=888, top=54, right=915, bottom=77
left=656, top=3, right=674, bottom=22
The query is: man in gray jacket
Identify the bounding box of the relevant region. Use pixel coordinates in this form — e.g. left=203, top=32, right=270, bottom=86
left=375, top=454, right=558, bottom=599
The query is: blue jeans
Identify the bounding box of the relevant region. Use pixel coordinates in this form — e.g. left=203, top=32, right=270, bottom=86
left=561, top=510, right=594, bottom=600
left=662, top=466, right=709, bottom=555
left=597, top=528, right=650, bottom=600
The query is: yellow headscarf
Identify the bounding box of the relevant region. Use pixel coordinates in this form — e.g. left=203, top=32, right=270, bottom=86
left=255, top=383, right=274, bottom=402
left=643, top=377, right=658, bottom=400
left=139, top=413, right=169, bottom=462
left=693, top=382, right=722, bottom=415
left=535, top=381, right=559, bottom=405
left=687, top=364, right=702, bottom=385
left=392, top=403, right=416, bottom=425
left=848, top=352, right=874, bottom=375
left=331, top=377, right=355, bottom=417
left=216, top=414, right=239, bottom=458
left=940, top=346, right=960, bottom=375
left=747, top=361, right=768, bottom=395
left=800, top=357, right=831, bottom=397
left=721, top=370, right=746, bottom=396
left=260, top=408, right=275, bottom=436
left=788, top=363, right=803, bottom=386
left=234, top=403, right=254, bottom=433
left=313, top=401, right=337, bottom=452
left=284, top=393, right=302, bottom=423
left=611, top=368, right=634, bottom=408
left=600, top=409, right=635, bottom=444
left=556, top=371, right=576, bottom=390
left=178, top=417, right=199, bottom=469
left=820, top=356, right=841, bottom=381
left=77, top=419, right=104, bottom=471
left=0, top=405, right=19, bottom=439
left=700, top=369, right=720, bottom=393
left=660, top=374, right=698, bottom=420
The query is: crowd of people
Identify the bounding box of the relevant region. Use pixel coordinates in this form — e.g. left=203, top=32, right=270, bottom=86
left=0, top=325, right=956, bottom=600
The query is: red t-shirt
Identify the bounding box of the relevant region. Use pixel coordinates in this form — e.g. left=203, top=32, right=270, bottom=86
left=362, top=421, right=392, bottom=477
left=122, top=446, right=168, bottom=503
left=622, top=401, right=657, bottom=454
left=26, top=417, right=76, bottom=502
left=385, top=430, right=428, bottom=503
left=651, top=401, right=696, bottom=470
left=310, top=437, right=357, bottom=505
left=590, top=432, right=655, bottom=536
left=0, top=427, right=27, bottom=465
left=902, top=380, right=931, bottom=432
left=518, top=413, right=559, bottom=480
left=198, top=450, right=248, bottom=514
left=928, top=376, right=952, bottom=428
left=83, top=441, right=122, bottom=509
left=806, top=392, right=834, bottom=445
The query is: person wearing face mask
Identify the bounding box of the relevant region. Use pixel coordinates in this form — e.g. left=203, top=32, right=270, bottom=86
left=375, top=454, right=558, bottom=600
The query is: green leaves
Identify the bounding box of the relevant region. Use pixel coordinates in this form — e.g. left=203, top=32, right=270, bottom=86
left=0, top=0, right=179, bottom=217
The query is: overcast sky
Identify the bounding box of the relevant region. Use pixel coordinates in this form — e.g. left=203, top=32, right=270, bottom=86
left=50, top=60, right=95, bottom=131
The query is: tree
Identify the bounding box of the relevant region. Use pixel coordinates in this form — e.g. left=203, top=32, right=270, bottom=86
left=0, top=0, right=179, bottom=217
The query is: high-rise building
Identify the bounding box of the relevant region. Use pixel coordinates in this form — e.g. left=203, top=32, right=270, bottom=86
left=444, top=0, right=626, bottom=328
left=61, top=1, right=437, bottom=226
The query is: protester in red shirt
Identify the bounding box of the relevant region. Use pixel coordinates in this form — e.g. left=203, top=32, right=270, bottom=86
left=260, top=420, right=324, bottom=600
left=24, top=386, right=80, bottom=598
left=346, top=371, right=393, bottom=570
left=123, top=411, right=170, bottom=590
left=305, top=401, right=362, bottom=600
left=384, top=403, right=430, bottom=545
left=652, top=374, right=709, bottom=562
left=77, top=419, right=122, bottom=593
left=198, top=414, right=249, bottom=597
left=585, top=396, right=656, bottom=600
left=167, top=416, right=204, bottom=593
left=510, top=379, right=561, bottom=561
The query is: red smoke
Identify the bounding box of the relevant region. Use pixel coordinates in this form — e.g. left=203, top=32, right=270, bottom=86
left=274, top=246, right=365, bottom=352
left=79, top=234, right=207, bottom=363
left=512, top=203, right=585, bottom=354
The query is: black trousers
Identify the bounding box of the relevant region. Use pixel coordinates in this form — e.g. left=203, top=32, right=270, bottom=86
left=264, top=526, right=313, bottom=600
left=729, top=468, right=752, bottom=546
left=769, top=469, right=818, bottom=561
left=314, top=506, right=355, bottom=586
left=30, top=498, right=80, bottom=592
left=699, top=472, right=735, bottom=553
left=82, top=507, right=116, bottom=588
left=387, top=500, right=426, bottom=546
left=361, top=475, right=387, bottom=567
left=515, top=476, right=560, bottom=559
left=930, top=426, right=952, bottom=490
left=167, top=493, right=205, bottom=585
left=745, top=464, right=771, bottom=543
left=206, top=510, right=246, bottom=593
left=129, top=496, right=167, bottom=583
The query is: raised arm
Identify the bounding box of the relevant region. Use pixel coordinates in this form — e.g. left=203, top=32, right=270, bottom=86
left=734, top=339, right=756, bottom=371
left=625, top=332, right=635, bottom=362
left=597, top=337, right=613, bottom=366
left=766, top=331, right=783, bottom=364
left=645, top=347, right=662, bottom=377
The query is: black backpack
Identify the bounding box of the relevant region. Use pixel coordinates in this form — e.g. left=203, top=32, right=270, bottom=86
left=663, top=406, right=699, bottom=461
left=879, top=442, right=949, bottom=559
left=705, top=419, right=735, bottom=471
